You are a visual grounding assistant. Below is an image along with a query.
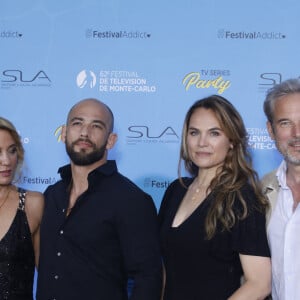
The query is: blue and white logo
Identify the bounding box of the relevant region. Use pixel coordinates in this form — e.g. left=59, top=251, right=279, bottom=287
left=76, top=70, right=97, bottom=88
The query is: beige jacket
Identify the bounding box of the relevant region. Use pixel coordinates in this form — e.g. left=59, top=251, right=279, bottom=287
left=261, top=170, right=280, bottom=300
left=261, top=169, right=280, bottom=227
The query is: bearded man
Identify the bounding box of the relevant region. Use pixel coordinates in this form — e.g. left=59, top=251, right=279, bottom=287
left=36, top=98, right=162, bottom=300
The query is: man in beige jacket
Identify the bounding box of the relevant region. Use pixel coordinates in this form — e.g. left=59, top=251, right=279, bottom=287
left=261, top=78, right=300, bottom=300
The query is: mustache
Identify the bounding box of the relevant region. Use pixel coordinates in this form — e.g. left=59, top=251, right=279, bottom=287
left=72, top=138, right=95, bottom=147
left=288, top=138, right=300, bottom=146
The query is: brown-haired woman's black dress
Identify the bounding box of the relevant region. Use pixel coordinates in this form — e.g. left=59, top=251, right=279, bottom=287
left=159, top=178, right=270, bottom=300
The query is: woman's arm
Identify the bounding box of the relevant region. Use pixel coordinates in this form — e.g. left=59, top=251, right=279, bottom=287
left=160, top=263, right=166, bottom=300
left=26, top=191, right=45, bottom=267
left=228, top=254, right=271, bottom=300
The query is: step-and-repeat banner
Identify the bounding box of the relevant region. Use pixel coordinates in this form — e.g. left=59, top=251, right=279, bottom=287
left=2, top=1, right=297, bottom=295
left=1, top=0, right=297, bottom=209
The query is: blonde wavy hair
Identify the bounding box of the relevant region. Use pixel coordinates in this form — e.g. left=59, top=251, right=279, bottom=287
left=0, top=116, right=24, bottom=181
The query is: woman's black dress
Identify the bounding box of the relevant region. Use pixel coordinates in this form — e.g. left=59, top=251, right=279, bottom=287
left=0, top=188, right=35, bottom=300
left=159, top=178, right=270, bottom=300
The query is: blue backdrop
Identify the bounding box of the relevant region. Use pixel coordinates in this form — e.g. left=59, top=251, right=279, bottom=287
left=2, top=0, right=293, bottom=208
left=1, top=0, right=297, bottom=295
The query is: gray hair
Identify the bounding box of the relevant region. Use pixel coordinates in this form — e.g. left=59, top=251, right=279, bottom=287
left=264, top=78, right=300, bottom=123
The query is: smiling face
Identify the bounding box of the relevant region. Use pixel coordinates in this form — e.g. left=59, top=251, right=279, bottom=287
left=267, top=93, right=300, bottom=166
left=62, top=99, right=117, bottom=167
left=0, top=129, right=18, bottom=186
left=186, top=108, right=232, bottom=173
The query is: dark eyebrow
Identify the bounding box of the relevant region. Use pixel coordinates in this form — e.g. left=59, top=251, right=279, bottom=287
left=0, top=143, right=17, bottom=153
left=188, top=126, right=222, bottom=131
left=93, top=120, right=107, bottom=129
left=0, top=143, right=17, bottom=150
left=209, top=127, right=222, bottom=131
left=188, top=126, right=223, bottom=131
left=69, top=117, right=107, bottom=129
left=69, top=117, right=83, bottom=124
left=276, top=118, right=290, bottom=123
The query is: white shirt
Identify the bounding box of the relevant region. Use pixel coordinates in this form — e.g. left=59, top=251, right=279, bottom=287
left=268, top=161, right=300, bottom=300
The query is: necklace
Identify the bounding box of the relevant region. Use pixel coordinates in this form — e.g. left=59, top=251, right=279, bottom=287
left=189, top=181, right=210, bottom=202
left=191, top=186, right=201, bottom=201
left=0, top=186, right=11, bottom=210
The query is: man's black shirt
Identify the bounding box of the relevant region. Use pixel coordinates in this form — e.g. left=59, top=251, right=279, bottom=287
left=36, top=160, right=162, bottom=300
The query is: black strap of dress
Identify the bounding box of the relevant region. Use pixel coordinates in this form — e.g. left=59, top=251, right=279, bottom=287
left=18, top=187, right=26, bottom=211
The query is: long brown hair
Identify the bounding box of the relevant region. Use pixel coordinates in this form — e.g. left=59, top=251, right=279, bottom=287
left=179, top=95, right=268, bottom=239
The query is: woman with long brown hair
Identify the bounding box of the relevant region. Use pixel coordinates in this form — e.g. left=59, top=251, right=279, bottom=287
left=159, top=95, right=271, bottom=299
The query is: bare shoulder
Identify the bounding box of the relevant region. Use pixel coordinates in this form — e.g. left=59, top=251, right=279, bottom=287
left=25, top=190, right=44, bottom=220
left=26, top=190, right=44, bottom=204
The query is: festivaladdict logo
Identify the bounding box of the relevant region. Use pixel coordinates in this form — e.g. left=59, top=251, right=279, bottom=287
left=143, top=177, right=171, bottom=189
left=217, top=29, right=286, bottom=39
left=85, top=28, right=151, bottom=39
left=20, top=176, right=58, bottom=185
left=0, top=30, right=23, bottom=38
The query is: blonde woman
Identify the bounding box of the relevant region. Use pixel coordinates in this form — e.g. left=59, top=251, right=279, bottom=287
left=0, top=117, right=44, bottom=299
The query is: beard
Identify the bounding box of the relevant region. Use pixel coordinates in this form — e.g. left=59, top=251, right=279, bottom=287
left=65, top=138, right=107, bottom=166
left=276, top=138, right=300, bottom=166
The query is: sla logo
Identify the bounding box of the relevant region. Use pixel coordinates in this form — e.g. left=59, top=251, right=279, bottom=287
left=76, top=70, right=96, bottom=88
left=126, top=125, right=179, bottom=145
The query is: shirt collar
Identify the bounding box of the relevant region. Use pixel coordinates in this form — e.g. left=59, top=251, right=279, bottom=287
left=276, top=160, right=288, bottom=189
left=58, top=160, right=118, bottom=183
